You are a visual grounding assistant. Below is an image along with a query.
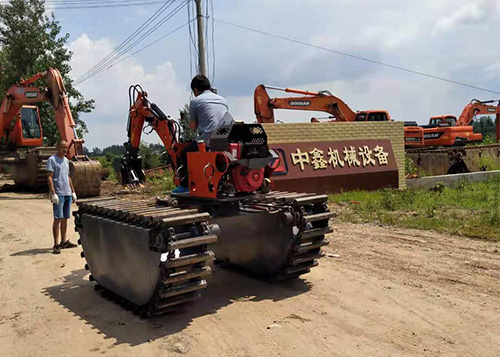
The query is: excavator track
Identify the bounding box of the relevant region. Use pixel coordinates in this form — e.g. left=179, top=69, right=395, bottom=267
left=10, top=147, right=56, bottom=188
left=74, top=192, right=333, bottom=316
left=245, top=191, right=333, bottom=280
left=74, top=197, right=217, bottom=317
left=406, top=143, right=500, bottom=175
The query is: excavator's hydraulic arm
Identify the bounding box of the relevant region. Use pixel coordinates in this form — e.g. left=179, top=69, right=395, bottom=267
left=121, top=85, right=181, bottom=185
left=457, top=99, right=500, bottom=127
left=254, top=84, right=391, bottom=123
left=254, top=84, right=355, bottom=123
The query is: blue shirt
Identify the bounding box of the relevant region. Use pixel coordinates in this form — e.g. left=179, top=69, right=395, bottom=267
left=46, top=155, right=72, bottom=196
left=189, top=90, right=228, bottom=144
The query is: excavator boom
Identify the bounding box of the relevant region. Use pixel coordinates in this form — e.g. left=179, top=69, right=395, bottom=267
left=120, top=85, right=182, bottom=185
left=254, top=84, right=390, bottom=123
left=457, top=99, right=499, bottom=127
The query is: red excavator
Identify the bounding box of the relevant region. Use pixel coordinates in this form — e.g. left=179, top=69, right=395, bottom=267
left=254, top=84, right=391, bottom=123
left=0, top=67, right=101, bottom=197
left=74, top=85, right=333, bottom=317
left=404, top=99, right=500, bottom=148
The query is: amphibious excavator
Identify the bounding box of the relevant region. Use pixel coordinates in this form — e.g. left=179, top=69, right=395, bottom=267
left=0, top=68, right=101, bottom=197
left=254, top=84, right=391, bottom=123
left=74, top=85, right=333, bottom=317
left=404, top=99, right=500, bottom=148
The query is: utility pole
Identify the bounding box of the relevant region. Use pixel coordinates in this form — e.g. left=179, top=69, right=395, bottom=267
left=195, top=0, right=208, bottom=77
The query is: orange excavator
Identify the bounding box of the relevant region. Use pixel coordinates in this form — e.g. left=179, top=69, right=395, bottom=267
left=254, top=84, right=391, bottom=123
left=404, top=99, right=500, bottom=148
left=0, top=67, right=101, bottom=197
left=73, top=85, right=332, bottom=317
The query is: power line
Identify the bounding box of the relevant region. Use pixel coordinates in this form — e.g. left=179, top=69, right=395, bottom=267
left=187, top=1, right=199, bottom=76
left=75, top=2, right=189, bottom=85
left=108, top=20, right=193, bottom=70
left=211, top=17, right=500, bottom=96
left=209, top=0, right=215, bottom=84
left=45, top=2, right=166, bottom=10
left=0, top=0, right=166, bottom=2
left=82, top=0, right=187, bottom=80
left=75, top=0, right=187, bottom=85
left=0, top=0, right=174, bottom=10
left=75, top=0, right=177, bottom=84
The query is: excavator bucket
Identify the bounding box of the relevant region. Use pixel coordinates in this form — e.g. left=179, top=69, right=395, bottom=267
left=74, top=192, right=333, bottom=316
left=70, top=159, right=102, bottom=198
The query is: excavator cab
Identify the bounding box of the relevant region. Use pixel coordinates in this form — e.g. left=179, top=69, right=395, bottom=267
left=355, top=111, right=389, bottom=122
left=429, top=116, right=457, bottom=127
left=20, top=106, right=42, bottom=140
left=10, top=105, right=43, bottom=147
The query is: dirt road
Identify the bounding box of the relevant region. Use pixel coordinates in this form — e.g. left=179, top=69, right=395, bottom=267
left=0, top=187, right=499, bottom=356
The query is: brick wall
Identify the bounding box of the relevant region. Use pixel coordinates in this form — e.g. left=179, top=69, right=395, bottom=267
left=263, top=121, right=406, bottom=189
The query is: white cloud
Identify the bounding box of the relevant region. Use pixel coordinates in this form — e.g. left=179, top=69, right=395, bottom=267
left=66, top=0, right=499, bottom=149
left=69, top=34, right=190, bottom=149
left=433, top=0, right=496, bottom=33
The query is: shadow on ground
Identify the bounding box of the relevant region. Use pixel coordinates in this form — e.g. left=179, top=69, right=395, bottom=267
left=0, top=183, right=47, bottom=199
left=43, top=267, right=312, bottom=347
left=10, top=248, right=52, bottom=256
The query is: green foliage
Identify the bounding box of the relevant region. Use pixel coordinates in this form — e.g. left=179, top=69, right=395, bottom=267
left=0, top=0, right=94, bottom=145
left=179, top=104, right=197, bottom=141
left=95, top=155, right=116, bottom=181
left=329, top=176, right=500, bottom=241
left=472, top=116, right=496, bottom=140
left=405, top=157, right=417, bottom=176
left=139, top=141, right=163, bottom=170
left=477, top=155, right=500, bottom=171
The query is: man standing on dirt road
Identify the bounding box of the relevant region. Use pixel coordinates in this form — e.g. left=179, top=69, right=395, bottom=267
left=46, top=140, right=78, bottom=254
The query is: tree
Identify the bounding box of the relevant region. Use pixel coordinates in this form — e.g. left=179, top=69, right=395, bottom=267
left=90, top=147, right=102, bottom=157
left=179, top=104, right=197, bottom=141
left=473, top=116, right=496, bottom=142
left=139, top=141, right=162, bottom=170
left=0, top=0, right=94, bottom=145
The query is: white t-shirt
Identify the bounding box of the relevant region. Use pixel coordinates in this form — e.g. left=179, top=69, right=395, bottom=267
left=46, top=155, right=72, bottom=196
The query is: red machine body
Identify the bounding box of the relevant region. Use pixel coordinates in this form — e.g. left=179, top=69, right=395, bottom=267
left=0, top=68, right=101, bottom=197
left=404, top=100, right=499, bottom=148
left=121, top=86, right=277, bottom=199
left=0, top=68, right=85, bottom=157
left=254, top=84, right=391, bottom=123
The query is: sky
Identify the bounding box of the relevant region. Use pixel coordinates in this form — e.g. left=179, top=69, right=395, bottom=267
left=47, top=0, right=500, bottom=149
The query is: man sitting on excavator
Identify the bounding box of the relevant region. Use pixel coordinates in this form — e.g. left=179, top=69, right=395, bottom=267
left=173, top=75, right=229, bottom=194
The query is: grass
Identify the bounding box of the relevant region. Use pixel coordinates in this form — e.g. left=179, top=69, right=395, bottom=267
left=141, top=171, right=176, bottom=197
left=329, top=176, right=500, bottom=241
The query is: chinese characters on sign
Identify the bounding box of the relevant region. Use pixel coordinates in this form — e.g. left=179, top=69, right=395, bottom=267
left=291, top=145, right=389, bottom=171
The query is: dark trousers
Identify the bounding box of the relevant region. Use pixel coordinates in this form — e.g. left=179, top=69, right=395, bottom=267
left=179, top=141, right=199, bottom=187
